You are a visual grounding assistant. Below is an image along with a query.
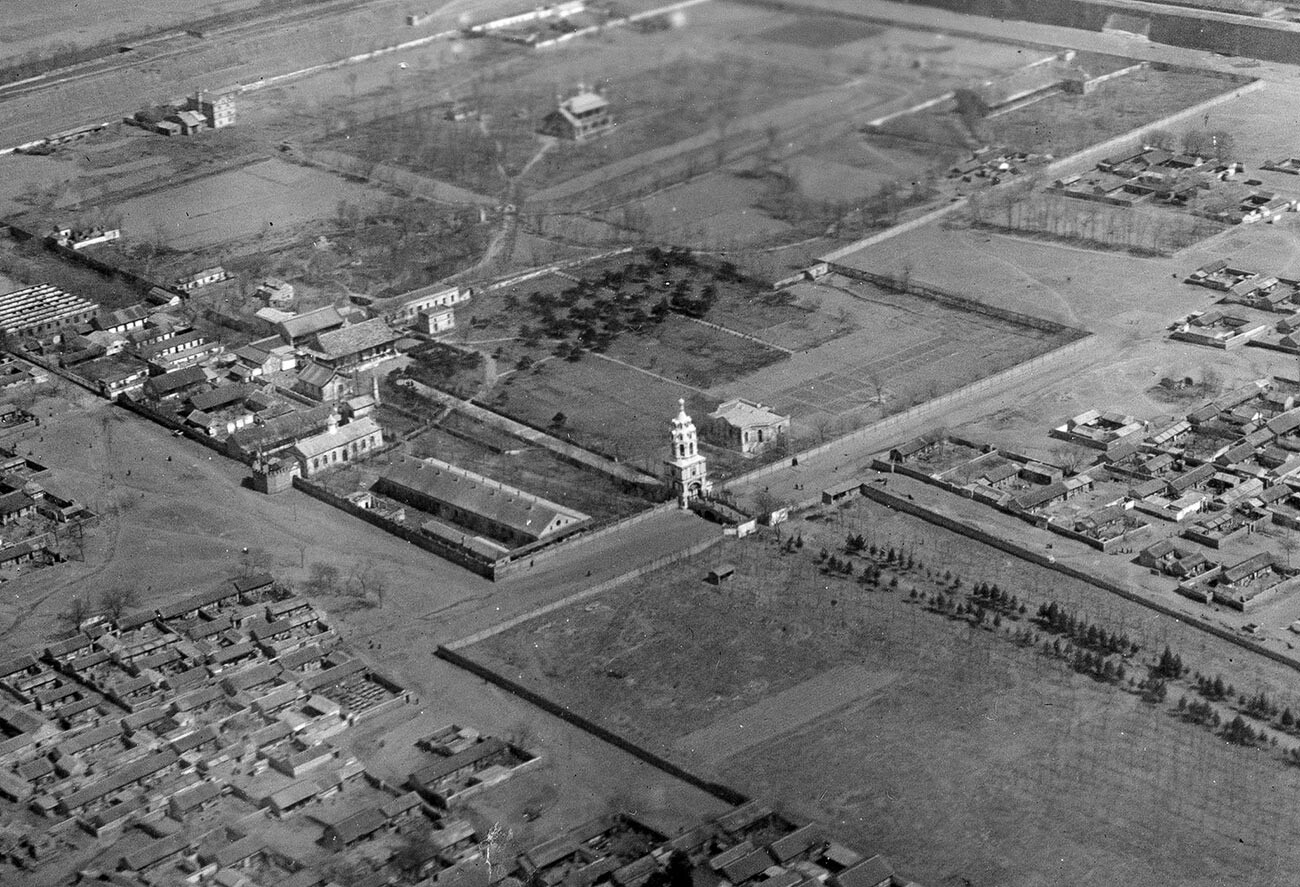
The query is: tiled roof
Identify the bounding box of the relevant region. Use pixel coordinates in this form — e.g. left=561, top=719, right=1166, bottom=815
left=315, top=318, right=398, bottom=359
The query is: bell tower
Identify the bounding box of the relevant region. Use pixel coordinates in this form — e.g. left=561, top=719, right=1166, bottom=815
left=665, top=398, right=711, bottom=508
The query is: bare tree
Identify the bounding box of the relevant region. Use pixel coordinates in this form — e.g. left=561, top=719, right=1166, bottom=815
left=306, top=562, right=340, bottom=595
left=62, top=596, right=91, bottom=634
left=100, top=586, right=138, bottom=623
left=347, top=559, right=389, bottom=607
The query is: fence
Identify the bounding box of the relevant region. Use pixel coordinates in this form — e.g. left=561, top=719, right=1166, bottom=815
left=493, top=501, right=685, bottom=578
left=831, top=266, right=1087, bottom=336
left=723, top=334, right=1095, bottom=489
left=450, top=535, right=723, bottom=647
left=436, top=647, right=747, bottom=806
left=858, top=482, right=1300, bottom=679
left=292, top=477, right=499, bottom=578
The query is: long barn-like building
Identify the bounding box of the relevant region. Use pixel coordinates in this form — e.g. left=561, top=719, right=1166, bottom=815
left=375, top=456, right=589, bottom=548
left=0, top=285, right=98, bottom=339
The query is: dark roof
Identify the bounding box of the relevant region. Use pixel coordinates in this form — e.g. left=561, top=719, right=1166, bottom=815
left=279, top=306, right=345, bottom=341
left=189, top=384, right=253, bottom=412
left=410, top=737, right=507, bottom=787
left=315, top=318, right=399, bottom=358
left=146, top=366, right=208, bottom=396
left=833, top=855, right=894, bottom=887
left=327, top=807, right=387, bottom=844
left=722, top=850, right=772, bottom=884
left=768, top=824, right=823, bottom=863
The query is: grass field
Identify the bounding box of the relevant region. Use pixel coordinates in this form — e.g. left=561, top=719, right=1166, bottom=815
left=468, top=494, right=1300, bottom=886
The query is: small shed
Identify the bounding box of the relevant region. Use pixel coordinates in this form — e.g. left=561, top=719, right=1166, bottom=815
left=707, top=564, right=736, bottom=585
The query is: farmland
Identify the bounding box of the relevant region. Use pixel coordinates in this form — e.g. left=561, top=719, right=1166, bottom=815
left=468, top=493, right=1300, bottom=886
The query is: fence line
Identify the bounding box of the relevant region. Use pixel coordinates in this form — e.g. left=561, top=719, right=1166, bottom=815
left=450, top=535, right=723, bottom=647
left=437, top=645, right=748, bottom=805
left=725, top=334, right=1095, bottom=489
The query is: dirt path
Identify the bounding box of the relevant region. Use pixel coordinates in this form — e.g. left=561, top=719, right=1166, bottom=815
left=674, top=664, right=900, bottom=763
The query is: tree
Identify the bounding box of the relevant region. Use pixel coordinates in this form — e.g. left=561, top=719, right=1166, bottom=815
left=100, top=586, right=138, bottom=623
left=62, top=596, right=91, bottom=633
left=551, top=412, right=567, bottom=428
left=952, top=88, right=989, bottom=140
left=307, top=562, right=340, bottom=595
left=347, top=559, right=389, bottom=608
left=1143, top=128, right=1177, bottom=151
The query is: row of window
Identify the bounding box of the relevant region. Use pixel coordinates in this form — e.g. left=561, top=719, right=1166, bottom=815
left=309, top=435, right=377, bottom=472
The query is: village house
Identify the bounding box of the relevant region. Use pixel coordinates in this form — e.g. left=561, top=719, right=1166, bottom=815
left=293, top=362, right=353, bottom=404
left=277, top=307, right=346, bottom=347
left=255, top=278, right=294, bottom=306
left=362, top=283, right=468, bottom=326
left=540, top=87, right=615, bottom=141
left=188, top=90, right=237, bottom=128
left=310, top=318, right=401, bottom=372
left=79, top=356, right=150, bottom=399
left=418, top=306, right=456, bottom=335
left=174, top=267, right=230, bottom=292
left=706, top=399, right=790, bottom=455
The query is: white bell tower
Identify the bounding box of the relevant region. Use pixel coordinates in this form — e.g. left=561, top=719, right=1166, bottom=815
left=665, top=398, right=711, bottom=508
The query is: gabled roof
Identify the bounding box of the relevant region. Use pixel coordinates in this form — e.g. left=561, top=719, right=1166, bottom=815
left=710, top=398, right=789, bottom=428
left=296, top=362, right=336, bottom=388
left=564, top=91, right=608, bottom=115
left=293, top=416, right=381, bottom=460
left=279, top=307, right=345, bottom=342
left=190, top=384, right=252, bottom=413
left=314, top=318, right=399, bottom=359
left=328, top=807, right=387, bottom=844
left=833, top=855, right=894, bottom=887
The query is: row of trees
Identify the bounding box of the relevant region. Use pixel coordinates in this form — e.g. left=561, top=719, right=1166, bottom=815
left=1035, top=601, right=1143, bottom=659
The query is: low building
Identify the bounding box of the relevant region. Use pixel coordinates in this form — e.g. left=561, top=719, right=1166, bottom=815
left=278, top=307, right=346, bottom=347
left=540, top=88, right=615, bottom=141
left=364, top=284, right=468, bottom=326
left=419, top=306, right=456, bottom=335
left=311, top=318, right=401, bottom=372
left=174, top=267, right=229, bottom=292
left=706, top=399, right=790, bottom=455
left=291, top=413, right=384, bottom=477
left=376, top=456, right=590, bottom=547
left=0, top=284, right=99, bottom=339
left=79, top=356, right=150, bottom=398
left=256, top=278, right=294, bottom=306
left=293, top=363, right=351, bottom=403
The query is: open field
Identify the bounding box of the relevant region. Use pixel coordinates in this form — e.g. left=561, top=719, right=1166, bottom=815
left=469, top=493, right=1300, bottom=886
left=712, top=279, right=1074, bottom=428
left=109, top=157, right=384, bottom=250
left=0, top=0, right=263, bottom=60
left=870, top=64, right=1243, bottom=165
left=480, top=258, right=1076, bottom=477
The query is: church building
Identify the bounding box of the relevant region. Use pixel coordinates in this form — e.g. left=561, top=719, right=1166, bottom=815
left=665, top=399, right=711, bottom=508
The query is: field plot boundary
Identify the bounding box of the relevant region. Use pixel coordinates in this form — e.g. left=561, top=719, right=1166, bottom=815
left=726, top=295, right=1093, bottom=489
left=817, top=74, right=1261, bottom=266
left=437, top=645, right=748, bottom=805
left=675, top=664, right=900, bottom=763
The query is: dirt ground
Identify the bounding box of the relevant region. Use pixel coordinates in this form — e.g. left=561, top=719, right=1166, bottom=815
left=468, top=500, right=1300, bottom=886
